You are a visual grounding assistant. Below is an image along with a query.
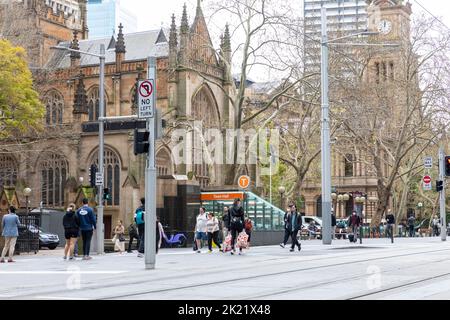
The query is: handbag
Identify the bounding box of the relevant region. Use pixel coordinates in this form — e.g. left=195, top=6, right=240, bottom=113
left=119, top=234, right=125, bottom=242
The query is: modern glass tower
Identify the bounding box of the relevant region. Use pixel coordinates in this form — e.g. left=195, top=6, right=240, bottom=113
left=87, top=0, right=137, bottom=39
left=303, top=0, right=368, bottom=75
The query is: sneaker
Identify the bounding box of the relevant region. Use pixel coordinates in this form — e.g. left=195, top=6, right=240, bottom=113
left=238, top=252, right=242, bottom=255
left=63, top=256, right=67, bottom=260
left=279, top=243, right=285, bottom=248
left=69, top=256, right=74, bottom=260
left=197, top=250, right=201, bottom=253
left=137, top=253, right=143, bottom=258
left=7, top=259, right=14, bottom=263
left=230, top=251, right=234, bottom=255
left=0, top=259, right=4, bottom=263
left=290, top=248, right=294, bottom=252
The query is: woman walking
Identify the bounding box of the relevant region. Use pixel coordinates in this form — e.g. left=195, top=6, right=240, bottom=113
left=113, top=220, right=125, bottom=254
left=229, top=198, right=245, bottom=255
left=206, top=212, right=221, bottom=253
left=62, top=203, right=79, bottom=260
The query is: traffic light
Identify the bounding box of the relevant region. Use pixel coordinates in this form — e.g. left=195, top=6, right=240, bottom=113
left=436, top=180, right=443, bottom=192
left=103, top=188, right=111, bottom=201
left=134, top=129, right=150, bottom=155
left=445, top=156, right=450, bottom=176
left=89, top=164, right=97, bottom=188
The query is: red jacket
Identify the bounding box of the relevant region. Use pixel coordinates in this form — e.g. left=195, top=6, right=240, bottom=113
left=349, top=215, right=361, bottom=227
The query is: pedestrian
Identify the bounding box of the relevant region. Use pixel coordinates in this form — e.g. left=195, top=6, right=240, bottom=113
left=127, top=221, right=139, bottom=253
left=308, top=220, right=318, bottom=239
left=62, top=203, right=79, bottom=260
left=229, top=198, right=245, bottom=255
left=385, top=209, right=395, bottom=239
left=194, top=207, right=208, bottom=253
left=206, top=212, right=221, bottom=253
left=348, top=211, right=361, bottom=242
left=156, top=215, right=164, bottom=254
left=280, top=206, right=292, bottom=248
left=408, top=214, right=415, bottom=238
left=76, top=198, right=96, bottom=260
left=222, top=206, right=230, bottom=241
left=134, top=197, right=145, bottom=257
left=331, top=209, right=337, bottom=240
left=244, top=217, right=253, bottom=248
left=113, top=220, right=125, bottom=254
left=1, top=206, right=20, bottom=263
left=432, top=215, right=440, bottom=237
left=288, top=205, right=301, bottom=252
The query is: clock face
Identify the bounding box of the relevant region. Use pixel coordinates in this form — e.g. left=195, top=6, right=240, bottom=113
left=378, top=20, right=392, bottom=35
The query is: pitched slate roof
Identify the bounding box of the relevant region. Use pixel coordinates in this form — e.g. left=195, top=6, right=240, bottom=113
left=45, top=28, right=169, bottom=69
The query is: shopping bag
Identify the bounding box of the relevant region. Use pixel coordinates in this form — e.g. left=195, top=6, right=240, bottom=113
left=236, top=231, right=249, bottom=249
left=223, top=234, right=232, bottom=252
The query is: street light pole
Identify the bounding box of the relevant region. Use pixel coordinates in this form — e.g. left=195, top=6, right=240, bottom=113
left=97, top=43, right=105, bottom=255
left=439, top=147, right=446, bottom=241
left=320, top=6, right=332, bottom=245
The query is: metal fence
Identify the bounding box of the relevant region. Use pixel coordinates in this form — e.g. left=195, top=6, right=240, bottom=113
left=16, top=215, right=40, bottom=254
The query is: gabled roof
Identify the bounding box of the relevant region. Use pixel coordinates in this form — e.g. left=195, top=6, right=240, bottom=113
left=45, top=28, right=170, bottom=69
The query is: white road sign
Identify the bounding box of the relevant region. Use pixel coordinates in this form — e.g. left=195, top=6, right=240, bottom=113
left=424, top=156, right=433, bottom=169
left=423, top=182, right=432, bottom=191
left=95, top=172, right=104, bottom=186
left=138, top=79, right=155, bottom=119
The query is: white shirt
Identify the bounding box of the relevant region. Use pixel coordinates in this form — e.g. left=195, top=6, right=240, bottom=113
left=195, top=213, right=208, bottom=233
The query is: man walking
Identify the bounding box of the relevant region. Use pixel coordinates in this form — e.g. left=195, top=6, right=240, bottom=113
left=76, top=198, right=96, bottom=260
left=280, top=206, right=292, bottom=248
left=408, top=214, right=415, bottom=238
left=331, top=210, right=337, bottom=240
left=348, top=211, right=361, bottom=243
left=1, top=207, right=20, bottom=263
left=432, top=215, right=440, bottom=237
left=288, top=205, right=302, bottom=252
left=386, top=209, right=395, bottom=240
left=127, top=221, right=140, bottom=253
left=134, top=198, right=145, bottom=257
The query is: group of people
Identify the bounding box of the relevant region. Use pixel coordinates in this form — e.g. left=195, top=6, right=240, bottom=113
left=194, top=198, right=253, bottom=255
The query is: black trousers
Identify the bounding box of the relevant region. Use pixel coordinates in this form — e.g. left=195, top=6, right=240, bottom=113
left=230, top=224, right=243, bottom=251
left=290, top=230, right=300, bottom=249
left=138, top=224, right=145, bottom=253
left=207, top=231, right=221, bottom=251
left=409, top=225, right=415, bottom=237
left=81, top=230, right=93, bottom=256
left=128, top=233, right=140, bottom=252
left=283, top=229, right=290, bottom=245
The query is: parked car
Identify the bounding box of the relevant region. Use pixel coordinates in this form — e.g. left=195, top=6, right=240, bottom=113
left=19, top=224, right=60, bottom=250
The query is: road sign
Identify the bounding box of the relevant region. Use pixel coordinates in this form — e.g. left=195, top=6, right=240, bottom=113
left=423, top=175, right=431, bottom=184
left=238, top=175, right=250, bottom=189
left=423, top=182, right=432, bottom=191
left=138, top=80, right=155, bottom=119
left=424, top=157, right=433, bottom=169
left=95, top=172, right=104, bottom=186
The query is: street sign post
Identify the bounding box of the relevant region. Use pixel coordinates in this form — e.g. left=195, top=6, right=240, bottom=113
left=95, top=172, right=103, bottom=186
left=424, top=157, right=433, bottom=169
left=138, top=80, right=155, bottom=119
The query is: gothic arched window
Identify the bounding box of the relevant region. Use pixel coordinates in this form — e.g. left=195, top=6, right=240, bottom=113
left=88, top=88, right=100, bottom=121
left=191, top=86, right=219, bottom=188
left=39, top=153, right=68, bottom=207
left=0, top=155, right=18, bottom=187
left=44, top=90, right=64, bottom=125
left=91, top=148, right=121, bottom=206
left=156, top=148, right=173, bottom=177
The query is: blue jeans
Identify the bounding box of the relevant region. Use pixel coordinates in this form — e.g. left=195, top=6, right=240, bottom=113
left=138, top=224, right=145, bottom=253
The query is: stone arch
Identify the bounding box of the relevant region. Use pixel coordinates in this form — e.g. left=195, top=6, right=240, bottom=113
left=156, top=147, right=175, bottom=176
left=191, top=83, right=221, bottom=126
left=37, top=151, right=69, bottom=207
left=0, top=154, right=18, bottom=187
left=86, top=85, right=110, bottom=121
left=43, top=89, right=64, bottom=125
left=88, top=147, right=122, bottom=206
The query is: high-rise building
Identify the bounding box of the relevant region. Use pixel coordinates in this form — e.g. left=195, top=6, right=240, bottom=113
left=87, top=0, right=137, bottom=39
left=303, top=0, right=368, bottom=75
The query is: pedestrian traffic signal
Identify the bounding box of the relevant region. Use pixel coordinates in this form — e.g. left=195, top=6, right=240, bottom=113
left=89, top=164, right=97, bottom=188
left=436, top=180, right=443, bottom=192
left=134, top=129, right=150, bottom=155
left=103, top=188, right=111, bottom=201
left=445, top=156, right=450, bottom=176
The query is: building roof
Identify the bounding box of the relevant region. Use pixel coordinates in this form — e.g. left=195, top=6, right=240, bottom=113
left=45, top=28, right=169, bottom=69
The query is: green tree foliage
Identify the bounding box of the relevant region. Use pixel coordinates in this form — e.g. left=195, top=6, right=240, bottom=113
left=0, top=39, right=44, bottom=138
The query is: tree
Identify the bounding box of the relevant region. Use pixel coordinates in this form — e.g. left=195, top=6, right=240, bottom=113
left=0, top=39, right=45, bottom=139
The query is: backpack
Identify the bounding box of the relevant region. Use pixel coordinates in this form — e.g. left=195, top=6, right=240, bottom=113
left=244, top=219, right=253, bottom=231
left=135, top=208, right=145, bottom=225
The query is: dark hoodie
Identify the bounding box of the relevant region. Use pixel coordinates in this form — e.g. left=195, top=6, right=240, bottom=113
left=63, top=210, right=80, bottom=231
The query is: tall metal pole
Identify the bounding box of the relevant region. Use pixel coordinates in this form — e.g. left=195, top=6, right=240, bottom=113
left=439, top=147, right=446, bottom=241
left=321, top=6, right=332, bottom=245
left=145, top=57, right=157, bottom=269
left=97, top=43, right=105, bottom=255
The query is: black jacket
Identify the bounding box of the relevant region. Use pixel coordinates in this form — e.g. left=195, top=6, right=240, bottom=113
left=229, top=205, right=244, bottom=228
left=386, top=214, right=395, bottom=224
left=63, top=210, right=80, bottom=230
left=331, top=214, right=336, bottom=227
left=285, top=212, right=302, bottom=232
left=223, top=212, right=230, bottom=229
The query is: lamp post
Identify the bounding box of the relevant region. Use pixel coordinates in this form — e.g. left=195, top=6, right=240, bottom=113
left=278, top=186, right=286, bottom=209
left=319, top=5, right=398, bottom=245
left=52, top=44, right=106, bottom=255
left=23, top=187, right=31, bottom=216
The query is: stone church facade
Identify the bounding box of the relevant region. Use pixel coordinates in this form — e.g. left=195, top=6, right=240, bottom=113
left=0, top=0, right=234, bottom=237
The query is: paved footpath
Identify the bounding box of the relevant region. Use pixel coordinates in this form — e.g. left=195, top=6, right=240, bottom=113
left=1, top=237, right=450, bottom=300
